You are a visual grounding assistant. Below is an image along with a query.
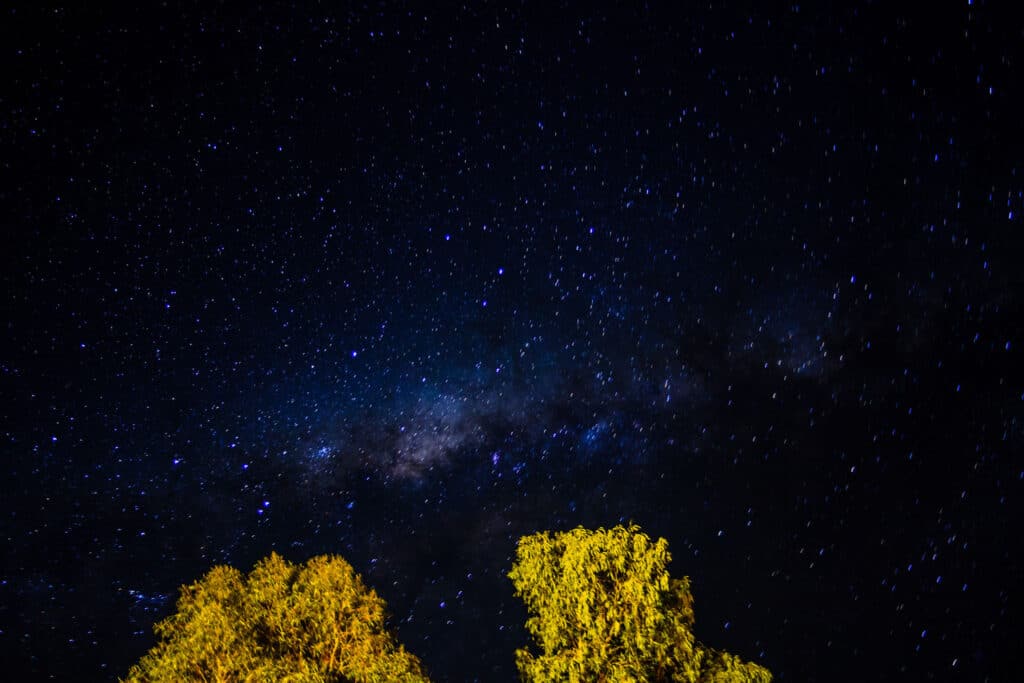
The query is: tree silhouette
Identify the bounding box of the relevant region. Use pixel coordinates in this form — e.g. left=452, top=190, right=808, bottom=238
left=122, top=552, right=428, bottom=683
left=508, top=525, right=772, bottom=683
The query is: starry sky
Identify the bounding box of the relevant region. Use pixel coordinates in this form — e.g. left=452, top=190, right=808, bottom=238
left=2, top=2, right=1023, bottom=681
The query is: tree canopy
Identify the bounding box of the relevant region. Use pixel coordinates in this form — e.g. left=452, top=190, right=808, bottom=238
left=122, top=552, right=428, bottom=683
left=508, top=525, right=772, bottom=683
left=124, top=526, right=772, bottom=682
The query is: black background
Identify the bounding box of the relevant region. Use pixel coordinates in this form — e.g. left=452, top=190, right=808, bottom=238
left=2, top=2, right=1022, bottom=681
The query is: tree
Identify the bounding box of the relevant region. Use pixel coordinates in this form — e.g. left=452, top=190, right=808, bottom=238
left=124, top=527, right=772, bottom=682
left=122, top=553, right=429, bottom=683
left=508, top=525, right=772, bottom=683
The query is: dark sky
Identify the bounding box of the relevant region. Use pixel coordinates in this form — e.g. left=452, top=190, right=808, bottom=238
left=2, top=2, right=1023, bottom=681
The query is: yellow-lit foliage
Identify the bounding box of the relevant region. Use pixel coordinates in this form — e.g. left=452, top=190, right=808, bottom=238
left=124, top=528, right=773, bottom=682
left=123, top=553, right=429, bottom=683
left=508, top=525, right=773, bottom=683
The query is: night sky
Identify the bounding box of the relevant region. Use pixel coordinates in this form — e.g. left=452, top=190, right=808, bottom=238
left=2, top=2, right=1023, bottom=681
